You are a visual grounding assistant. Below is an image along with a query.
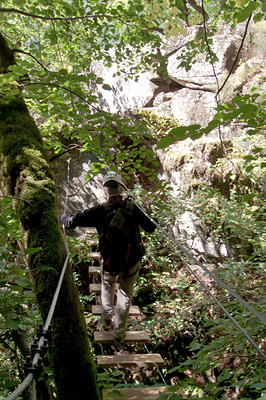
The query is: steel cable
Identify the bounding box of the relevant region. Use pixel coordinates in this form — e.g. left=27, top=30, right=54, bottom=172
left=124, top=187, right=266, bottom=360
left=5, top=159, right=72, bottom=400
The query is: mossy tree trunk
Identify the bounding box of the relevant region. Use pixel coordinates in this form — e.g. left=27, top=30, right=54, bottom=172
left=0, top=32, right=101, bottom=400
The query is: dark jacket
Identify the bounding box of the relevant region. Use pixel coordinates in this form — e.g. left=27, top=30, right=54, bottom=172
left=60, top=195, right=155, bottom=234
left=59, top=195, right=156, bottom=269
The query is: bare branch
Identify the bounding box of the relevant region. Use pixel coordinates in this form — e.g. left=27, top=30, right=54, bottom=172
left=0, top=7, right=105, bottom=21
left=0, top=195, right=32, bottom=206
left=217, top=13, right=252, bottom=96
left=187, top=0, right=209, bottom=20
left=21, top=81, right=100, bottom=111
left=0, top=7, right=126, bottom=23
left=12, top=49, right=50, bottom=71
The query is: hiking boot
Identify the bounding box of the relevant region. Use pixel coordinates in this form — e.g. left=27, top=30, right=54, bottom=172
left=114, top=337, right=124, bottom=344
left=102, top=319, right=112, bottom=331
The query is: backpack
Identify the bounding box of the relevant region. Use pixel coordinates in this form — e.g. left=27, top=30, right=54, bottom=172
left=99, top=198, right=142, bottom=276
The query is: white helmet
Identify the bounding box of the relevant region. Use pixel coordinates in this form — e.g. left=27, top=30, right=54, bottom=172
left=103, top=171, right=124, bottom=187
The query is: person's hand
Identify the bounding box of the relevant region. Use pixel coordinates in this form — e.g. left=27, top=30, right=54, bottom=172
left=59, top=213, right=68, bottom=226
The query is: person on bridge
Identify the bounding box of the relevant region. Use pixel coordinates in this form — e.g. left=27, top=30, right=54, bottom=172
left=59, top=170, right=156, bottom=341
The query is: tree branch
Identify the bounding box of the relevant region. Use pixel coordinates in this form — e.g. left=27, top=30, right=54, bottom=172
left=187, top=0, right=209, bottom=20
left=0, top=8, right=102, bottom=20
left=0, top=31, right=16, bottom=73
left=0, top=7, right=121, bottom=22
left=201, top=0, right=220, bottom=94
left=0, top=195, right=32, bottom=205
left=217, top=13, right=252, bottom=96
left=12, top=49, right=49, bottom=71
left=21, top=81, right=99, bottom=109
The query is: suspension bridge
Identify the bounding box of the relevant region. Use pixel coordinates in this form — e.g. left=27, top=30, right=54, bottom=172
left=4, top=173, right=266, bottom=399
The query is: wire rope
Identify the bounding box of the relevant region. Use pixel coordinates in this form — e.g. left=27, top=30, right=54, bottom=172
left=126, top=188, right=266, bottom=325
left=124, top=187, right=266, bottom=361
left=5, top=159, right=72, bottom=400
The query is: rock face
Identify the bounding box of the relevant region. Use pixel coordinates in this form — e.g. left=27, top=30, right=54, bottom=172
left=54, top=21, right=266, bottom=258
left=53, top=152, right=106, bottom=236
left=91, top=22, right=247, bottom=128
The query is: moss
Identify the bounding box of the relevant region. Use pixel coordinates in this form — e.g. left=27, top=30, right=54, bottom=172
left=0, top=99, right=49, bottom=199
left=0, top=96, right=101, bottom=399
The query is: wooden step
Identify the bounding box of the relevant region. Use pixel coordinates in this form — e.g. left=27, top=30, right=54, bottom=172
left=86, top=228, right=98, bottom=234
left=87, top=252, right=101, bottom=259
left=94, top=331, right=150, bottom=344
left=89, top=283, right=119, bottom=293
left=97, top=354, right=164, bottom=368
left=88, top=266, right=101, bottom=275
left=102, top=386, right=184, bottom=400
left=92, top=305, right=140, bottom=316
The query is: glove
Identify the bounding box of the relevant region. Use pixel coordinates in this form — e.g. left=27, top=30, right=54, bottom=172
left=59, top=213, right=68, bottom=226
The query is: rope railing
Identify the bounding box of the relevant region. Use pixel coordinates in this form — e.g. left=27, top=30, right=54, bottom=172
left=5, top=229, right=70, bottom=400
left=5, top=159, right=72, bottom=400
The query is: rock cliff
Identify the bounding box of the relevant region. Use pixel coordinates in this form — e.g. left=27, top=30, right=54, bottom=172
left=53, top=20, right=266, bottom=257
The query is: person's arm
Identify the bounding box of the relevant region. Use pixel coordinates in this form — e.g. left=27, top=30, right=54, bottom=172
left=59, top=205, right=104, bottom=229
left=135, top=205, right=156, bottom=233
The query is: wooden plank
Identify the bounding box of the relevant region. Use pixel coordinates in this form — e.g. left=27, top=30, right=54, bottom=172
left=87, top=252, right=101, bottom=259
left=102, top=386, right=184, bottom=400
left=92, top=305, right=140, bottom=316
left=97, top=354, right=164, bottom=368
left=89, top=283, right=119, bottom=293
left=94, top=331, right=150, bottom=344
left=88, top=266, right=101, bottom=275
left=86, top=228, right=98, bottom=234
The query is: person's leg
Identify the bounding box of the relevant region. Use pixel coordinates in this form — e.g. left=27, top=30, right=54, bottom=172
left=101, top=271, right=117, bottom=328
left=113, top=261, right=141, bottom=339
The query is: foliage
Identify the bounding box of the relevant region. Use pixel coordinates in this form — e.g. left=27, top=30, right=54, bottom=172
left=130, top=158, right=266, bottom=398
left=0, top=198, right=42, bottom=397
left=2, top=0, right=266, bottom=398
left=137, top=110, right=179, bottom=141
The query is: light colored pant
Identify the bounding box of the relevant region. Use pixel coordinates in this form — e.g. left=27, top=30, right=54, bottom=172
left=101, top=261, right=141, bottom=339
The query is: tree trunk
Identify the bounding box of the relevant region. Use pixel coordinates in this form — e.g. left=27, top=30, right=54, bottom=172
left=0, top=31, right=101, bottom=400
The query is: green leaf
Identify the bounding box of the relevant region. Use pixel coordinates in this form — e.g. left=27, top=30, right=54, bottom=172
left=154, top=394, right=168, bottom=400
left=10, top=285, right=23, bottom=292
left=38, top=266, right=57, bottom=272
left=106, top=389, right=124, bottom=397
left=96, top=77, right=104, bottom=84
left=251, top=147, right=261, bottom=154
left=6, top=318, right=20, bottom=330
left=167, top=366, right=180, bottom=374
left=102, top=84, right=112, bottom=91
left=217, top=371, right=232, bottom=382
left=245, top=165, right=254, bottom=173
left=14, top=276, right=32, bottom=289
left=189, top=341, right=201, bottom=351
left=156, top=135, right=176, bottom=150
left=24, top=247, right=42, bottom=255
left=253, top=12, right=263, bottom=22
left=204, top=119, right=220, bottom=134
left=243, top=193, right=256, bottom=202
left=3, top=380, right=20, bottom=389
left=170, top=126, right=189, bottom=140
left=244, top=155, right=256, bottom=161
left=204, top=382, right=216, bottom=392
left=251, top=381, right=266, bottom=389
left=235, top=1, right=259, bottom=23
